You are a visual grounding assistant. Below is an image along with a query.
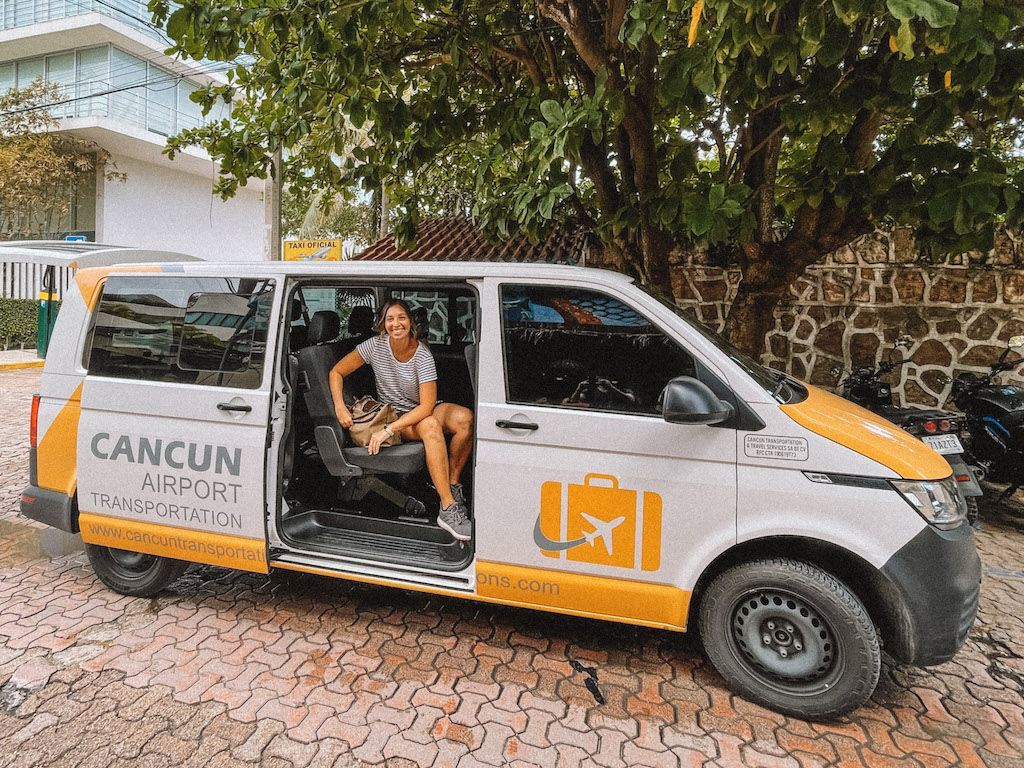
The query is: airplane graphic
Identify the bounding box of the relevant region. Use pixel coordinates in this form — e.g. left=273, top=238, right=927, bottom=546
left=579, top=513, right=626, bottom=555
left=533, top=512, right=626, bottom=554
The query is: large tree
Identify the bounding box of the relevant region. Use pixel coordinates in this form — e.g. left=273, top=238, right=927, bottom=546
left=0, top=81, right=113, bottom=239
left=153, top=0, right=1024, bottom=355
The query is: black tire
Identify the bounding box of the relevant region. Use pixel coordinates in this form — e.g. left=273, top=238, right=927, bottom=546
left=966, top=495, right=980, bottom=526
left=85, top=544, right=189, bottom=597
left=699, top=558, right=880, bottom=720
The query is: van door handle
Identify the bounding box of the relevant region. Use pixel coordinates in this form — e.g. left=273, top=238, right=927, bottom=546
left=496, top=419, right=538, bottom=431
left=218, top=402, right=252, bottom=412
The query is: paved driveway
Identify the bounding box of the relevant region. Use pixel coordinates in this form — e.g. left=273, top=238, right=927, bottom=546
left=1, top=368, right=1023, bottom=768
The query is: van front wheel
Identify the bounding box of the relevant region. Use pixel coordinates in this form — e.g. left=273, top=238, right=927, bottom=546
left=85, top=544, right=189, bottom=597
left=699, top=558, right=880, bottom=720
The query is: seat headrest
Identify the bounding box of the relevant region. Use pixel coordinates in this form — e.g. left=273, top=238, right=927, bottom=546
left=348, top=305, right=375, bottom=337
left=308, top=311, right=341, bottom=345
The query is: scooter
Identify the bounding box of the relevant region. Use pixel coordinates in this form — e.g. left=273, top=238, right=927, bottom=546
left=951, top=335, right=1024, bottom=499
left=841, top=342, right=984, bottom=523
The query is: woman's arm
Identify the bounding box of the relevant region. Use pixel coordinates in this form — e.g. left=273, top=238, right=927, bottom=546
left=329, top=349, right=366, bottom=427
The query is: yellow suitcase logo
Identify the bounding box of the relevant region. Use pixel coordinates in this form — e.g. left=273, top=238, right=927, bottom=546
left=534, top=474, right=662, bottom=571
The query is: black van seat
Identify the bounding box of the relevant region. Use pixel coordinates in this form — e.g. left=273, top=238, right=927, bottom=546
left=307, top=310, right=341, bottom=350
left=342, top=443, right=424, bottom=474
left=296, top=314, right=426, bottom=504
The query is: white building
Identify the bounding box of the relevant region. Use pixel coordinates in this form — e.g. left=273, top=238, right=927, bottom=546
left=0, top=0, right=267, bottom=261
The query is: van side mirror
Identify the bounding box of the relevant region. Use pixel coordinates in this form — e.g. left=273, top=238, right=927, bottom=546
left=661, top=376, right=735, bottom=425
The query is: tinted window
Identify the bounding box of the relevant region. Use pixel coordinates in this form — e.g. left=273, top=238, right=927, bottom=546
left=501, top=285, right=697, bottom=415
left=87, top=276, right=275, bottom=388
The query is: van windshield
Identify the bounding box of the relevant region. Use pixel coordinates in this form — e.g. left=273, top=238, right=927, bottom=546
left=638, top=285, right=806, bottom=404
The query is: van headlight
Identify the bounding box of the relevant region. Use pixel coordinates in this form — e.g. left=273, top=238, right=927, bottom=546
left=890, top=477, right=967, bottom=530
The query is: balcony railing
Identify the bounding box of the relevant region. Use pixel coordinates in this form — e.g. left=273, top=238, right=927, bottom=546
left=0, top=0, right=169, bottom=45
left=50, top=77, right=219, bottom=136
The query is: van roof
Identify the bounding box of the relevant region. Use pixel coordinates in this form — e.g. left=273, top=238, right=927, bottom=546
left=0, top=240, right=199, bottom=268
left=115, top=260, right=637, bottom=285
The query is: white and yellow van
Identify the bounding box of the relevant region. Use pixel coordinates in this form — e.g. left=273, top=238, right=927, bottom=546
left=21, top=261, right=980, bottom=719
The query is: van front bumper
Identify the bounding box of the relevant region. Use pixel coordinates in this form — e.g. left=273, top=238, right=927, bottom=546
left=20, top=485, right=78, bottom=533
left=880, top=522, right=981, bottom=666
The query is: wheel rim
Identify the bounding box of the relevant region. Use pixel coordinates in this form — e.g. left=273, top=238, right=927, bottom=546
left=107, top=547, right=157, bottom=574
left=729, top=589, right=845, bottom=696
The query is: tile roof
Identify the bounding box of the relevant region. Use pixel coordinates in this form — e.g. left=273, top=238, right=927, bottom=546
left=353, top=217, right=590, bottom=265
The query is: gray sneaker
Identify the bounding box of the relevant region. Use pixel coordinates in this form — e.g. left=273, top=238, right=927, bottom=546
left=451, top=483, right=466, bottom=505
left=437, top=501, right=471, bottom=541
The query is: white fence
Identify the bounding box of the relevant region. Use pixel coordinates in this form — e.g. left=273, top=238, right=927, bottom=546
left=1, top=261, right=73, bottom=300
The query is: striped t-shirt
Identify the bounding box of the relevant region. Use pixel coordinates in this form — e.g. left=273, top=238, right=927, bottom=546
left=356, top=335, right=437, bottom=413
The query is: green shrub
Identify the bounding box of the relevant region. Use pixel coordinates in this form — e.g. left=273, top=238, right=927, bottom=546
left=0, top=298, right=44, bottom=349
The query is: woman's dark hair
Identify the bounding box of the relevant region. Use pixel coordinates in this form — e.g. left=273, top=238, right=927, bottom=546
left=375, top=299, right=418, bottom=340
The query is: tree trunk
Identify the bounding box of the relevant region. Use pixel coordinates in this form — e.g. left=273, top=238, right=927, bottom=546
left=722, top=241, right=820, bottom=360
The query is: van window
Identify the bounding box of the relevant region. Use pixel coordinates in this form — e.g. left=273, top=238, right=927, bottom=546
left=390, top=290, right=477, bottom=345
left=86, top=276, right=274, bottom=388
left=500, top=285, right=697, bottom=414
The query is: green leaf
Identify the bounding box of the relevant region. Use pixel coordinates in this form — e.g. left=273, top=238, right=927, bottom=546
left=817, top=24, right=851, bottom=67
left=659, top=199, right=679, bottom=227
left=166, top=8, right=189, bottom=40
left=594, top=67, right=609, bottom=101
left=709, top=184, right=725, bottom=209
left=1004, top=186, right=1019, bottom=214
left=625, top=19, right=647, bottom=47
left=802, top=9, right=826, bottom=44
left=693, top=63, right=716, bottom=95
left=887, top=0, right=958, bottom=27
left=690, top=207, right=713, bottom=237
left=896, top=18, right=915, bottom=58
left=662, top=58, right=689, bottom=100
left=349, top=99, right=366, bottom=129
left=539, top=191, right=556, bottom=219
left=256, top=35, right=274, bottom=60
left=927, top=190, right=958, bottom=222
left=953, top=199, right=970, bottom=234
left=540, top=100, right=564, bottom=124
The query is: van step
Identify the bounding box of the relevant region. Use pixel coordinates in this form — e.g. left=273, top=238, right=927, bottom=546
left=279, top=510, right=471, bottom=571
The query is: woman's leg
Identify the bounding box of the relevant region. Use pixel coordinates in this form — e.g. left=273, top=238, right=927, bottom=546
left=401, top=416, right=455, bottom=508
left=432, top=403, right=474, bottom=485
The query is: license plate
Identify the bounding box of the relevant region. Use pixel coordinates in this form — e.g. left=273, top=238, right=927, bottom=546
left=922, top=434, right=964, bottom=454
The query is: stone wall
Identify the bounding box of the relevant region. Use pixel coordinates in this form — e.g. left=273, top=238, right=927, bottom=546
left=670, top=229, right=1024, bottom=407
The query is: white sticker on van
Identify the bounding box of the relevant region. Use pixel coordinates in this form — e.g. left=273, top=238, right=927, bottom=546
left=744, top=435, right=808, bottom=461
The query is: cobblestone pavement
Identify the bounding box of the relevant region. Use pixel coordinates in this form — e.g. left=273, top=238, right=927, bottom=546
left=2, top=368, right=1024, bottom=768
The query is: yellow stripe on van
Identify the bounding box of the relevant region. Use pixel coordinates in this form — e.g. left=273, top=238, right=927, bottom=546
left=272, top=561, right=691, bottom=631
left=475, top=562, right=690, bottom=630
left=37, top=382, right=83, bottom=497
left=781, top=384, right=951, bottom=481
left=79, top=513, right=268, bottom=573
left=75, top=265, right=162, bottom=311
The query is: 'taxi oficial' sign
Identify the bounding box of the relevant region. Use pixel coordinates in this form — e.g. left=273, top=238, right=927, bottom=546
left=283, top=239, right=342, bottom=261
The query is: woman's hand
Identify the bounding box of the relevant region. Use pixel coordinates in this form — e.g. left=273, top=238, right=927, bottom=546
left=336, top=406, right=353, bottom=428
left=368, top=429, right=390, bottom=455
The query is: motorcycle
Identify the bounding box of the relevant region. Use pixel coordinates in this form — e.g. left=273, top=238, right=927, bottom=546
left=840, top=342, right=984, bottom=523
left=951, top=335, right=1024, bottom=499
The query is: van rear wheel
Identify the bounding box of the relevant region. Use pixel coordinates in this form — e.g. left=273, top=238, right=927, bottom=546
left=699, top=558, right=880, bottom=720
left=85, top=544, right=189, bottom=597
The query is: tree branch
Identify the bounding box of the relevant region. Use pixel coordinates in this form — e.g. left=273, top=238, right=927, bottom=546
left=492, top=41, right=544, bottom=86
left=539, top=31, right=564, bottom=87
left=605, top=0, right=627, bottom=51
